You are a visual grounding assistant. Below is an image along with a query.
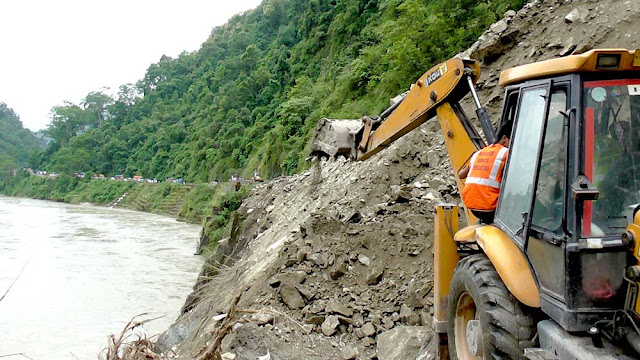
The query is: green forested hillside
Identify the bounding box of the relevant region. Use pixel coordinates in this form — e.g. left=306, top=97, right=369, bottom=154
left=0, top=103, right=42, bottom=175
left=33, top=0, right=524, bottom=181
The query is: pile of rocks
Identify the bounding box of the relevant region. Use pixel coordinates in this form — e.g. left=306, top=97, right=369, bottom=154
left=209, top=120, right=457, bottom=359
left=257, top=214, right=436, bottom=359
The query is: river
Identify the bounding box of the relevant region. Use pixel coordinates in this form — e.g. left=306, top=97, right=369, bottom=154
left=0, top=196, right=203, bottom=359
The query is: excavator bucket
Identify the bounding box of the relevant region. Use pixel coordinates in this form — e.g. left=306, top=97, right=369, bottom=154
left=310, top=118, right=363, bottom=159
left=310, top=89, right=411, bottom=160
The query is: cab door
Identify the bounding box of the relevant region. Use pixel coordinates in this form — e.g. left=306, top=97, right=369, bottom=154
left=527, top=85, right=570, bottom=303
left=494, top=81, right=553, bottom=243
left=495, top=79, right=571, bottom=304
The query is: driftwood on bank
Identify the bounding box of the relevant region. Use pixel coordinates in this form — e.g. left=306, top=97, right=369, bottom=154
left=99, top=313, right=165, bottom=360
left=194, top=289, right=245, bottom=360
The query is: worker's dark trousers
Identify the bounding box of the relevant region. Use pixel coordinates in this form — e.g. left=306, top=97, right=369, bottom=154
left=471, top=210, right=495, bottom=224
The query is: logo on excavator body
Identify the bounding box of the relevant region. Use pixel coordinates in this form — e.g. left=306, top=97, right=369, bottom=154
left=426, top=63, right=449, bottom=86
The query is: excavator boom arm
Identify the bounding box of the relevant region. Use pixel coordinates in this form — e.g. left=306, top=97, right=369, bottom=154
left=311, top=57, right=492, bottom=178
left=311, top=57, right=492, bottom=197
left=358, top=58, right=484, bottom=161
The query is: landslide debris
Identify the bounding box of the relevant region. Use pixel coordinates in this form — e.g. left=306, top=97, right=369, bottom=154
left=159, top=125, right=454, bottom=359
left=156, top=0, right=640, bottom=359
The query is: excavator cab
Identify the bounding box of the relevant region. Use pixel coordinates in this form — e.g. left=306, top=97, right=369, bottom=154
left=436, top=50, right=640, bottom=359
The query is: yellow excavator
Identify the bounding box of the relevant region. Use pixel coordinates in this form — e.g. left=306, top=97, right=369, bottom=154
left=311, top=49, right=640, bottom=359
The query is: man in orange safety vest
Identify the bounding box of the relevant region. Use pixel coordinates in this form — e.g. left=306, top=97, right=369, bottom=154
left=458, top=127, right=511, bottom=224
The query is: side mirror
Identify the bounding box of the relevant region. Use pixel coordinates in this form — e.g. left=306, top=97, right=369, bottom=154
left=571, top=174, right=599, bottom=201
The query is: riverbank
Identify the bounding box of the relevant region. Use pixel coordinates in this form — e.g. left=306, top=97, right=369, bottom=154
left=0, top=172, right=251, bottom=255
left=1, top=172, right=202, bottom=223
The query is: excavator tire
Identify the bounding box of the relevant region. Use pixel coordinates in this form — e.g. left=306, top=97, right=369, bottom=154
left=447, top=253, right=537, bottom=360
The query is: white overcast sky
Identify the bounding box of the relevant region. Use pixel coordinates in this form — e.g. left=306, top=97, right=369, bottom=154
left=0, top=0, right=262, bottom=131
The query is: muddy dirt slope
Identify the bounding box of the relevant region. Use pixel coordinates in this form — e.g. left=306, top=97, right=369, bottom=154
left=157, top=1, right=640, bottom=359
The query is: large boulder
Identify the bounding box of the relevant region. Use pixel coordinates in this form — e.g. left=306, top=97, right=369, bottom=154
left=376, top=326, right=433, bottom=360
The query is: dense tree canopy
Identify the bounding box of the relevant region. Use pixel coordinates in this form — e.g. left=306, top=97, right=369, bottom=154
left=32, top=0, right=525, bottom=181
left=0, top=103, right=42, bottom=175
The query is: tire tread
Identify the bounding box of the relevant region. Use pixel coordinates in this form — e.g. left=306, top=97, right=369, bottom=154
left=448, top=253, right=537, bottom=359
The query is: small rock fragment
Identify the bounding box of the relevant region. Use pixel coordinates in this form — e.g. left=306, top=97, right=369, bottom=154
left=406, top=290, right=425, bottom=308
left=420, top=310, right=432, bottom=328
left=330, top=262, right=348, bottom=280
left=212, top=314, right=227, bottom=322
left=366, top=267, right=384, bottom=285
left=346, top=227, right=361, bottom=235
left=357, top=254, right=371, bottom=266
left=296, top=249, right=307, bottom=262
left=490, top=19, right=508, bottom=34
left=267, top=276, right=281, bottom=287
left=393, top=188, right=412, bottom=203
left=565, top=8, right=586, bottom=23
left=353, top=312, right=365, bottom=326
left=285, top=257, right=297, bottom=267
left=399, top=304, right=413, bottom=323
left=362, top=336, right=376, bottom=347
left=337, top=315, right=355, bottom=325
left=376, top=326, right=432, bottom=360
left=326, top=300, right=354, bottom=317
left=342, top=346, right=359, bottom=360
left=362, top=322, right=376, bottom=337
left=322, top=315, right=341, bottom=336
left=327, top=254, right=336, bottom=266
left=291, top=271, right=307, bottom=284
left=305, top=315, right=326, bottom=325
left=308, top=252, right=328, bottom=267
left=560, top=37, right=576, bottom=56
left=296, top=285, right=315, bottom=300
left=252, top=312, right=275, bottom=325
left=280, top=283, right=305, bottom=309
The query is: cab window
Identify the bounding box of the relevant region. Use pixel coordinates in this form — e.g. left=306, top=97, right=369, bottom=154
left=531, top=90, right=568, bottom=233
left=583, top=79, right=640, bottom=236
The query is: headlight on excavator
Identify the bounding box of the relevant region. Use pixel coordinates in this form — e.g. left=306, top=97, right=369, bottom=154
left=596, top=53, right=621, bottom=69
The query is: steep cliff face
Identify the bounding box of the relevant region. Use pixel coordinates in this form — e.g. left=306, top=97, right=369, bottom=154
left=159, top=1, right=640, bottom=359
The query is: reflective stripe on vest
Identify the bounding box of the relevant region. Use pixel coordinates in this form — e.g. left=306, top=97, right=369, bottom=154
left=465, top=176, right=501, bottom=188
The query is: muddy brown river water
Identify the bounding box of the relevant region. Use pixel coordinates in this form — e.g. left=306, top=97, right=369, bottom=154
left=0, top=196, right=203, bottom=359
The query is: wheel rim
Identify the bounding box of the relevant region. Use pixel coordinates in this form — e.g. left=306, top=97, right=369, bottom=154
left=454, top=291, right=482, bottom=360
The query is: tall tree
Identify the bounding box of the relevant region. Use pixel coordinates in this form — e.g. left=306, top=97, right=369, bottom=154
left=0, top=102, right=42, bottom=170
left=82, top=90, right=114, bottom=128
